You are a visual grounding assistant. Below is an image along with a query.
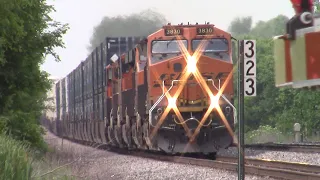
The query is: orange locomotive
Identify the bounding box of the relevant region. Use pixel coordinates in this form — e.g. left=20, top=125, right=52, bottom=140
left=105, top=23, right=235, bottom=155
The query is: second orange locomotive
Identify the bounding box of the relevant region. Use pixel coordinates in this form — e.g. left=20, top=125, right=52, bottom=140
left=106, top=23, right=235, bottom=155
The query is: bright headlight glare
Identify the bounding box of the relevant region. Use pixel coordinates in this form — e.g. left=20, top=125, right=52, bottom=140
left=209, top=95, right=219, bottom=108
left=187, top=55, right=197, bottom=73
left=168, top=97, right=177, bottom=108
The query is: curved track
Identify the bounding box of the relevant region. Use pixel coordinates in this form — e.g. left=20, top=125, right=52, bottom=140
left=133, top=153, right=320, bottom=180
left=50, top=129, right=320, bottom=180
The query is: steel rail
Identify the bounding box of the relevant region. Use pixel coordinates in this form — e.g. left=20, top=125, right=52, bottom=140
left=130, top=152, right=320, bottom=180
left=246, top=143, right=320, bottom=153
left=216, top=156, right=320, bottom=174
left=46, top=131, right=320, bottom=180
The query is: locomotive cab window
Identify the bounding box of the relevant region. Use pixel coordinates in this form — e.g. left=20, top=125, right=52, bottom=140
left=151, top=39, right=187, bottom=64
left=138, top=59, right=146, bottom=72
left=136, top=45, right=147, bottom=72
left=231, top=39, right=237, bottom=64
left=192, top=38, right=230, bottom=62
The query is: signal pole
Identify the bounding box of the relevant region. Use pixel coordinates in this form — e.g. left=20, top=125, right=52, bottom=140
left=238, top=40, right=245, bottom=180
left=238, top=39, right=256, bottom=180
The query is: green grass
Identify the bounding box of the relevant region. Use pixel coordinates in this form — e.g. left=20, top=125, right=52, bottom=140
left=0, top=134, right=76, bottom=180
left=0, top=134, right=33, bottom=180
left=245, top=125, right=290, bottom=144
left=245, top=125, right=320, bottom=144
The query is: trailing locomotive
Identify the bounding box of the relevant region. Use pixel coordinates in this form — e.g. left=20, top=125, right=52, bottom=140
left=45, top=23, right=236, bottom=156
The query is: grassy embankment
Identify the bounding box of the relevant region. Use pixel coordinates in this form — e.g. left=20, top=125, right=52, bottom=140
left=0, top=134, right=76, bottom=180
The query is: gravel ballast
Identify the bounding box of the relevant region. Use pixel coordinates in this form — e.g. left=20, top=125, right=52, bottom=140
left=218, top=147, right=320, bottom=165
left=44, top=131, right=276, bottom=180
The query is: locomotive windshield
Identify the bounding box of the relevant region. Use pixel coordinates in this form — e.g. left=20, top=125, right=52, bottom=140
left=192, top=38, right=229, bottom=52
left=151, top=40, right=187, bottom=64
left=152, top=40, right=187, bottom=53
left=192, top=38, right=230, bottom=61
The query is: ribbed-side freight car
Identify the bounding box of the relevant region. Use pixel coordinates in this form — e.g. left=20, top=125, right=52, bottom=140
left=74, top=62, right=84, bottom=141
left=55, top=80, right=60, bottom=135
left=84, top=55, right=93, bottom=142
left=57, top=78, right=65, bottom=137
left=61, top=78, right=66, bottom=137
left=64, top=77, right=69, bottom=138
left=93, top=46, right=103, bottom=143
left=66, top=71, right=74, bottom=139
left=97, top=42, right=106, bottom=143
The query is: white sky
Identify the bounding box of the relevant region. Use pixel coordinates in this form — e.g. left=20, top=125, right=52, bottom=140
left=42, top=0, right=295, bottom=78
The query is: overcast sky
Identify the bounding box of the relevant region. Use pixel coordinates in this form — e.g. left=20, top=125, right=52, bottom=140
left=42, top=0, right=295, bottom=79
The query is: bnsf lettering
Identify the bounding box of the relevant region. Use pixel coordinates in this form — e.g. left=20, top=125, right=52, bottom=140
left=153, top=72, right=228, bottom=87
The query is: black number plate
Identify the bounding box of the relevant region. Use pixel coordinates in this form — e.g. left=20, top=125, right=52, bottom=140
left=164, top=28, right=183, bottom=36
left=196, top=27, right=214, bottom=35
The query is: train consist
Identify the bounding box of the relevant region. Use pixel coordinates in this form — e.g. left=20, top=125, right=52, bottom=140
left=42, top=23, right=236, bottom=156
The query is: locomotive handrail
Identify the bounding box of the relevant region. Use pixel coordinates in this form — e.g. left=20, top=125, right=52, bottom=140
left=148, top=78, right=237, bottom=127
left=149, top=80, right=181, bottom=127
left=208, top=79, right=238, bottom=125
left=162, top=81, right=165, bottom=94
left=173, top=117, right=213, bottom=126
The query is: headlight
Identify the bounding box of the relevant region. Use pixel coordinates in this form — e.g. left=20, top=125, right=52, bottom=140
left=209, top=95, right=219, bottom=108
left=167, top=97, right=177, bottom=108
left=187, top=55, right=197, bottom=73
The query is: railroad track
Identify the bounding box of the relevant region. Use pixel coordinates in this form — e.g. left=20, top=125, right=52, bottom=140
left=51, top=133, right=320, bottom=180
left=130, top=152, right=320, bottom=180
left=217, top=156, right=320, bottom=179
left=245, top=143, right=320, bottom=153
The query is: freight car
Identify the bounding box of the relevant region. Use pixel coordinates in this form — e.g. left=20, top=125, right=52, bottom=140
left=47, top=23, right=236, bottom=156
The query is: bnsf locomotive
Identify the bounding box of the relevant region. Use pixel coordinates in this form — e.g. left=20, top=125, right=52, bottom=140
left=42, top=23, right=236, bottom=156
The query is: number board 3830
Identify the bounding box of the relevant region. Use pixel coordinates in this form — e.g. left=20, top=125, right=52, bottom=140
left=243, top=40, right=256, bottom=97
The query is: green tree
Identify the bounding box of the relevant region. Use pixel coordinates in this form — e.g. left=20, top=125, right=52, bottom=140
left=273, top=89, right=320, bottom=135
left=0, top=0, right=69, bottom=150
left=250, top=15, right=289, bottom=38
left=88, top=9, right=167, bottom=52
left=229, top=15, right=287, bottom=131
left=227, top=16, right=252, bottom=36
left=314, top=0, right=320, bottom=12
left=233, top=35, right=283, bottom=131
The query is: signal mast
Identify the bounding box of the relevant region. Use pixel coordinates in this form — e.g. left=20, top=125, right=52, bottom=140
left=273, top=0, right=320, bottom=89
